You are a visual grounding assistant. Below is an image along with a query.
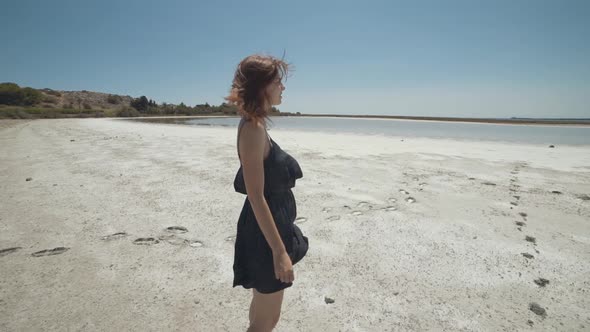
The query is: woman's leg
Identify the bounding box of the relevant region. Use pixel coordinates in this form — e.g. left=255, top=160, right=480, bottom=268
left=247, top=289, right=284, bottom=332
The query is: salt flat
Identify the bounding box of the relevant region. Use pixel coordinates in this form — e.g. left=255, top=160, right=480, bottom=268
left=1, top=118, right=589, bottom=331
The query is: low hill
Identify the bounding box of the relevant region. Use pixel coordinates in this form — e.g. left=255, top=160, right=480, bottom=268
left=1, top=82, right=256, bottom=118
left=37, top=88, right=135, bottom=110
left=0, top=82, right=134, bottom=110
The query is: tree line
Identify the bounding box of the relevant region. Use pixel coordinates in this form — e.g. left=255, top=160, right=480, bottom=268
left=127, top=95, right=282, bottom=117
left=0, top=82, right=289, bottom=118
left=0, top=83, right=43, bottom=106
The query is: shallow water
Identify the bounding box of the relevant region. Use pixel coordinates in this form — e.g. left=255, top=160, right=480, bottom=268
left=130, top=116, right=590, bottom=145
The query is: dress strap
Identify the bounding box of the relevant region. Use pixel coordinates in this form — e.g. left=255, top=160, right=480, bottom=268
left=236, top=117, right=272, bottom=159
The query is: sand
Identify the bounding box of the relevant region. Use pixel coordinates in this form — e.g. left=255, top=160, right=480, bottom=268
left=1, top=118, right=589, bottom=331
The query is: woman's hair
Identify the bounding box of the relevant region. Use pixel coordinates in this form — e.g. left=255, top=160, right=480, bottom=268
left=225, top=54, right=289, bottom=122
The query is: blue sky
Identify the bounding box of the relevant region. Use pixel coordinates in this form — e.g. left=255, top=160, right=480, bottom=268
left=1, top=0, right=589, bottom=118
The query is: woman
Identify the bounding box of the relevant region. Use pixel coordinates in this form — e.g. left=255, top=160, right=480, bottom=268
left=227, top=54, right=309, bottom=331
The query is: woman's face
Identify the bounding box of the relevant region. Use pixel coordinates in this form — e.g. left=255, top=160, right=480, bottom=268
left=265, top=77, right=285, bottom=106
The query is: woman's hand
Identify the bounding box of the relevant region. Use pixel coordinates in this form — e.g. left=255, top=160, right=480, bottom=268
left=273, top=250, right=294, bottom=283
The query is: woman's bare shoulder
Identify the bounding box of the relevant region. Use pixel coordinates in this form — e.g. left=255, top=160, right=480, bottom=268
left=240, top=119, right=266, bottom=139
left=238, top=119, right=267, bottom=158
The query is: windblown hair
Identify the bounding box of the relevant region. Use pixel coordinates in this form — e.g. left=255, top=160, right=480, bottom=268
left=225, top=54, right=289, bottom=122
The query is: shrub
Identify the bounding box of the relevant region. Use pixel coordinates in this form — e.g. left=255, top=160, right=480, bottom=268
left=130, top=96, right=149, bottom=112
left=21, top=87, right=43, bottom=105
left=0, top=85, right=43, bottom=106
left=107, top=94, right=122, bottom=104
left=103, top=109, right=118, bottom=117
left=83, top=102, right=92, bottom=110
left=43, top=95, right=59, bottom=104
left=0, top=82, right=23, bottom=105
left=116, top=106, right=141, bottom=117
left=0, top=108, right=33, bottom=119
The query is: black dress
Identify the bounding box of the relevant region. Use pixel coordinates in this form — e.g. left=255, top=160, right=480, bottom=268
left=232, top=120, right=309, bottom=294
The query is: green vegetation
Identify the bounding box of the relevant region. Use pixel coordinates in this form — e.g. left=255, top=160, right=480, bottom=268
left=107, top=94, right=123, bottom=104
left=128, top=95, right=241, bottom=116
left=0, top=83, right=299, bottom=119
left=0, top=83, right=43, bottom=106
left=0, top=106, right=104, bottom=119
left=115, top=106, right=141, bottom=117
left=43, top=95, right=59, bottom=104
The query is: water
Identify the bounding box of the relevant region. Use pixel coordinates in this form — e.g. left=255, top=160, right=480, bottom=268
left=132, top=116, right=590, bottom=145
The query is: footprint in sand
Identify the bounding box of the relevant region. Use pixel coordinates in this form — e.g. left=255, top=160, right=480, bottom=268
left=525, top=236, right=536, bottom=244
left=225, top=236, right=236, bottom=243
left=388, top=198, right=397, bottom=203
left=399, top=189, right=410, bottom=195
left=165, top=226, right=188, bottom=234
left=510, top=202, right=518, bottom=206
left=521, top=253, right=534, bottom=259
left=519, top=212, right=528, bottom=219
left=326, top=215, right=341, bottom=221
left=551, top=190, right=562, bottom=195
left=133, top=237, right=159, bottom=245
left=406, top=197, right=416, bottom=203
left=321, top=207, right=331, bottom=213
left=295, top=217, right=308, bottom=224
left=158, top=234, right=187, bottom=245
left=515, top=221, right=526, bottom=227
left=0, top=247, right=22, bottom=257
left=187, top=240, right=204, bottom=248
left=385, top=206, right=397, bottom=211
left=32, top=247, right=70, bottom=257
left=357, top=201, right=370, bottom=209
left=351, top=211, right=363, bottom=216
left=101, top=232, right=129, bottom=241
left=513, top=195, right=521, bottom=200
left=482, top=182, right=496, bottom=186
left=159, top=234, right=204, bottom=247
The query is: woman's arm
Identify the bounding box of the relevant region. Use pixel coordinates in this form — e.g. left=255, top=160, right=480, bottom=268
left=239, top=120, right=294, bottom=283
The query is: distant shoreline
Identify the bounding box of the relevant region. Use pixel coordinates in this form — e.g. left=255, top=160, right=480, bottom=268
left=122, top=114, right=590, bottom=126
left=291, top=114, right=590, bottom=126
left=3, top=108, right=588, bottom=126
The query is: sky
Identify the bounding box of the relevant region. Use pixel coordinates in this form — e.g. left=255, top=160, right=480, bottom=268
left=1, top=0, right=589, bottom=118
